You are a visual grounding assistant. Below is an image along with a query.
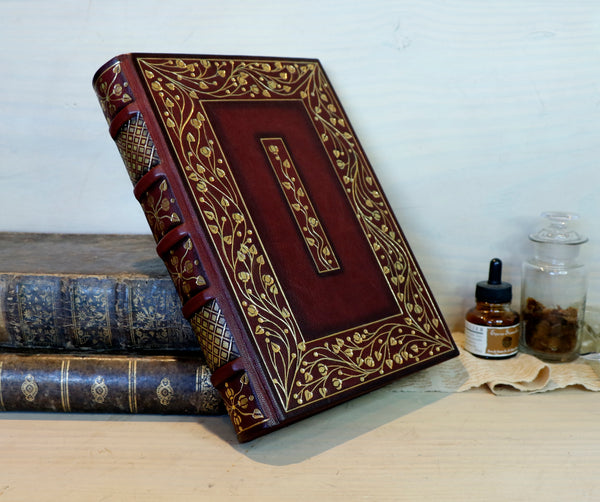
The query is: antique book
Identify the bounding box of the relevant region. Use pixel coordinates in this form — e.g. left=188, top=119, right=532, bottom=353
left=0, top=350, right=223, bottom=415
left=93, top=53, right=458, bottom=442
left=0, top=232, right=201, bottom=352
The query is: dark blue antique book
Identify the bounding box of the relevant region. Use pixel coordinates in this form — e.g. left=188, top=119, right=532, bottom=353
left=0, top=232, right=202, bottom=353
left=0, top=350, right=223, bottom=415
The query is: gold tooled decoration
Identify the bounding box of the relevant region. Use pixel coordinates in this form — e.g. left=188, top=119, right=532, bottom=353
left=165, top=238, right=207, bottom=300
left=116, top=113, right=161, bottom=185
left=138, top=57, right=456, bottom=413
left=142, top=178, right=182, bottom=238
left=189, top=300, right=240, bottom=371
left=222, top=372, right=269, bottom=435
left=60, top=360, right=71, bottom=412
left=156, top=377, right=174, bottom=406
left=94, top=61, right=134, bottom=122
left=91, top=376, right=109, bottom=404
left=128, top=360, right=137, bottom=413
left=261, top=137, right=340, bottom=274
left=21, top=374, right=38, bottom=402
left=70, top=280, right=112, bottom=348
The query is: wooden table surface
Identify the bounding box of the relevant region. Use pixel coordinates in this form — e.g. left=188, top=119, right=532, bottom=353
left=1, top=386, right=598, bottom=501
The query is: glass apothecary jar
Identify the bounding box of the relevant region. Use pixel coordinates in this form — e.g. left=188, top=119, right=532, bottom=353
left=520, top=212, right=588, bottom=362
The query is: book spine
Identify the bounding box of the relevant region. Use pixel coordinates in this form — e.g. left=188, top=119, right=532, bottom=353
left=0, top=273, right=201, bottom=352
left=93, top=56, right=277, bottom=441
left=0, top=351, right=224, bottom=415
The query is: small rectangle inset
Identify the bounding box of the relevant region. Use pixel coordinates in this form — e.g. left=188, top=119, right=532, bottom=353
left=261, top=137, right=341, bottom=274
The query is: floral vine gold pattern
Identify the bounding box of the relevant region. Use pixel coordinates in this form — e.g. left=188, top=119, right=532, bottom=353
left=261, top=137, right=340, bottom=274
left=137, top=56, right=455, bottom=413
left=14, top=276, right=60, bottom=347
left=140, top=178, right=183, bottom=240
left=93, top=60, right=135, bottom=123
left=69, top=279, right=112, bottom=348
left=222, top=372, right=270, bottom=435
left=163, top=237, right=207, bottom=302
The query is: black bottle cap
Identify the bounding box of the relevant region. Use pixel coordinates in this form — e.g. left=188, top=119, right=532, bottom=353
left=475, top=258, right=512, bottom=303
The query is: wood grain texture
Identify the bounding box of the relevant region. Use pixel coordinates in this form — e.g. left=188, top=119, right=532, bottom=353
left=0, top=388, right=599, bottom=500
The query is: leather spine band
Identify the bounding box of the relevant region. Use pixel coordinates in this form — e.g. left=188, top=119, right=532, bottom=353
left=92, top=55, right=278, bottom=442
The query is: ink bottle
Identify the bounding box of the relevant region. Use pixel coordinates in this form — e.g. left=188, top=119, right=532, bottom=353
left=465, top=258, right=520, bottom=359
left=520, top=212, right=587, bottom=362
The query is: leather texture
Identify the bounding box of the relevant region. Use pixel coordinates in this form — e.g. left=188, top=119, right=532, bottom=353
left=93, top=54, right=459, bottom=442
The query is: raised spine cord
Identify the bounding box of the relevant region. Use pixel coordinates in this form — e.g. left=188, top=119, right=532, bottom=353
left=109, top=107, right=140, bottom=139
left=133, top=167, right=166, bottom=201
left=93, top=54, right=278, bottom=441
left=155, top=224, right=191, bottom=258
left=209, top=357, right=275, bottom=442
left=181, top=290, right=215, bottom=319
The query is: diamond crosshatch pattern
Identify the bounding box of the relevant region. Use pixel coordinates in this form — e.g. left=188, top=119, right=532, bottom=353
left=116, top=113, right=161, bottom=184
left=191, top=300, right=241, bottom=371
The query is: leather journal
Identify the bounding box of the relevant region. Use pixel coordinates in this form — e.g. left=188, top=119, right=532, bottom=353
left=93, top=54, right=458, bottom=442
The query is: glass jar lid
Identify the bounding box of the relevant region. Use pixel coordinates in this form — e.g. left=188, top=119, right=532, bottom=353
left=529, top=211, right=588, bottom=245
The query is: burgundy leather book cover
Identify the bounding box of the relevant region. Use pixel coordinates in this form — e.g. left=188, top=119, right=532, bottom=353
left=93, top=54, right=458, bottom=442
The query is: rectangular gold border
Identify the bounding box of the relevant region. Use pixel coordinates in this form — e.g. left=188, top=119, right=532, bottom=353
left=137, top=56, right=455, bottom=413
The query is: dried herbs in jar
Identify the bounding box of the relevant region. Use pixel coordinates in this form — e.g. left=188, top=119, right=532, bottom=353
left=522, top=297, right=579, bottom=356
left=520, top=212, right=587, bottom=362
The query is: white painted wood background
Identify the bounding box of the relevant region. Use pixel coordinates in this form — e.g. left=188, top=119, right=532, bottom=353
left=0, top=0, right=598, bottom=330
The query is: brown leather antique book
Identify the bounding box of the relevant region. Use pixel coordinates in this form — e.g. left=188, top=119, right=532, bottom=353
left=93, top=54, right=458, bottom=442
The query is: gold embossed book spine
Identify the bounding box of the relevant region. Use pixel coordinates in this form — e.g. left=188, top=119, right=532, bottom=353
left=0, top=233, right=202, bottom=353
left=93, top=54, right=459, bottom=442
left=0, top=352, right=223, bottom=415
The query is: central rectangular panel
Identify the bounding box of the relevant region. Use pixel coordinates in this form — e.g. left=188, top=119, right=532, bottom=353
left=203, top=100, right=398, bottom=341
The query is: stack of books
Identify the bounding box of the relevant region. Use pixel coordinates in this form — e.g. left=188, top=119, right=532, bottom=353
left=0, top=232, right=223, bottom=415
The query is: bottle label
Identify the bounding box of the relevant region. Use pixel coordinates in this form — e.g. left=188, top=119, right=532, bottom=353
left=464, top=321, right=520, bottom=358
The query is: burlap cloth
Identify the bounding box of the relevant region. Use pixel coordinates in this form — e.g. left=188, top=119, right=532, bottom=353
left=394, top=331, right=600, bottom=394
